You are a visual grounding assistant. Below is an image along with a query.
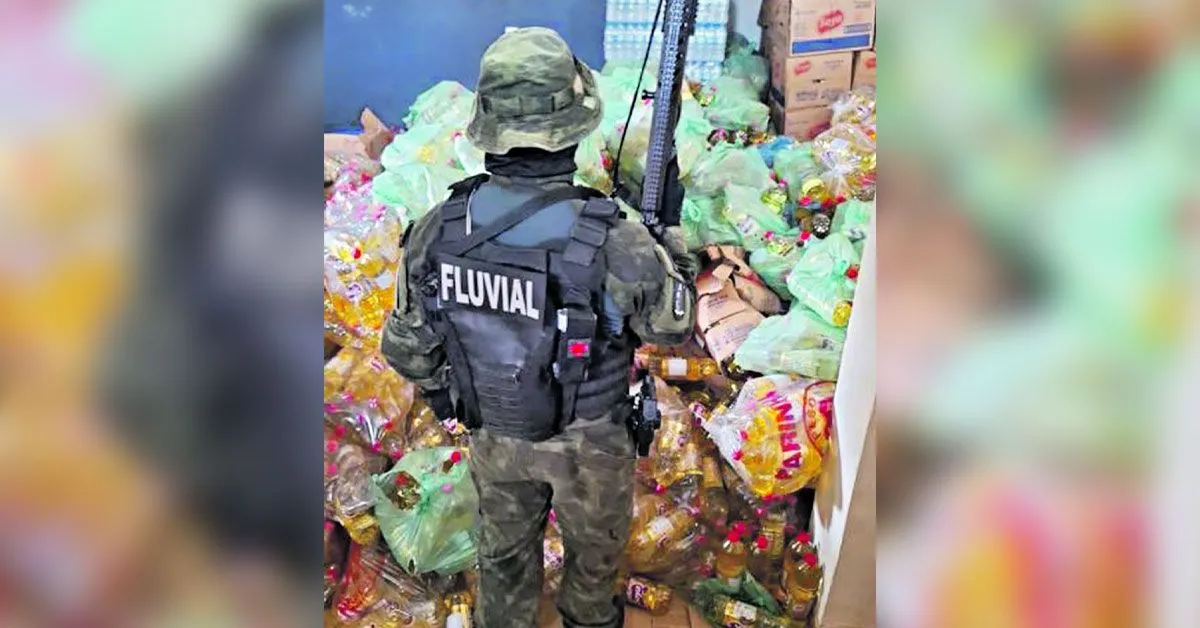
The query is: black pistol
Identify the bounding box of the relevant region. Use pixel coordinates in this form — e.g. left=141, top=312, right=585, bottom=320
left=630, top=371, right=661, bottom=457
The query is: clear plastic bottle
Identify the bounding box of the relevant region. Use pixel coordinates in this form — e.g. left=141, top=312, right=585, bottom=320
left=714, top=530, right=748, bottom=586
left=782, top=540, right=822, bottom=621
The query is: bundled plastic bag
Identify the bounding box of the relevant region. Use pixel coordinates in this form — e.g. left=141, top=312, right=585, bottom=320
left=682, top=195, right=742, bottom=251
left=380, top=125, right=459, bottom=172
left=722, top=36, right=769, bottom=95
left=371, top=162, right=464, bottom=222
left=829, top=86, right=876, bottom=137
left=832, top=198, right=874, bottom=251
left=403, top=81, right=474, bottom=128
left=324, top=180, right=403, bottom=350
left=332, top=543, right=447, bottom=626
left=785, top=233, right=861, bottom=327
left=721, top=184, right=798, bottom=254
left=675, top=100, right=716, bottom=178
left=756, top=135, right=799, bottom=169
left=704, top=76, right=770, bottom=132
left=574, top=128, right=613, bottom=193
left=648, top=378, right=704, bottom=488
left=747, top=246, right=804, bottom=297
left=702, top=375, right=834, bottom=498
left=812, top=122, right=877, bottom=200
left=771, top=143, right=824, bottom=206
left=691, top=572, right=781, bottom=618
left=372, top=447, right=478, bottom=575
left=734, top=307, right=847, bottom=381
left=688, top=143, right=773, bottom=197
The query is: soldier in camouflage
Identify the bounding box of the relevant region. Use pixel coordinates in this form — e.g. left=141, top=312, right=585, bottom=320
left=382, top=28, right=698, bottom=628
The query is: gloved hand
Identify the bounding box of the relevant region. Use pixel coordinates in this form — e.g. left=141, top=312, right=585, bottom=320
left=662, top=226, right=700, bottom=284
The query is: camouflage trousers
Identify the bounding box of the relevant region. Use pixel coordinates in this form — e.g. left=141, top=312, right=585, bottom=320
left=468, top=415, right=635, bottom=628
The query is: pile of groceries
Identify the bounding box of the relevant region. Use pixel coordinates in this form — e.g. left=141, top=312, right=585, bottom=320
left=323, top=36, right=874, bottom=627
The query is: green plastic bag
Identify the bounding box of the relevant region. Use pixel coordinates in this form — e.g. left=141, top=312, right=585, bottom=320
left=403, top=81, right=474, bottom=128
left=785, top=233, right=861, bottom=327
left=733, top=307, right=847, bottom=380
left=771, top=142, right=821, bottom=196
left=832, top=198, right=874, bottom=250
left=371, top=162, right=464, bottom=223
left=574, top=128, right=613, bottom=193
left=688, top=144, right=773, bottom=197
left=380, top=125, right=458, bottom=172
left=372, top=447, right=478, bottom=575
left=721, top=184, right=797, bottom=253
left=704, top=76, right=770, bottom=131
left=722, top=43, right=769, bottom=94
left=748, top=246, right=804, bottom=297
left=691, top=573, right=782, bottom=619
left=676, top=100, right=716, bottom=178
left=682, top=194, right=742, bottom=250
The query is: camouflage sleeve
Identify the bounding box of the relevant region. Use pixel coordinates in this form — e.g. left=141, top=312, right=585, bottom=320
left=380, top=207, right=452, bottom=392
left=603, top=221, right=698, bottom=346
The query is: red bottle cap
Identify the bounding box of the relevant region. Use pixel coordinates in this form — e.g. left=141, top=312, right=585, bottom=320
left=449, top=450, right=463, bottom=464
left=802, top=552, right=818, bottom=567
left=797, top=531, right=812, bottom=544
left=726, top=531, right=741, bottom=543
left=755, top=535, right=769, bottom=550
left=845, top=264, right=860, bottom=279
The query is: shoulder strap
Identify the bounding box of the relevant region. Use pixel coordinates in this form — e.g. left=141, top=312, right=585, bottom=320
left=439, top=174, right=489, bottom=241
left=563, top=197, right=621, bottom=267
left=442, top=185, right=590, bottom=257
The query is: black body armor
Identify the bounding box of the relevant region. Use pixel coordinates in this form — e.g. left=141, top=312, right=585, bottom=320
left=422, top=174, right=632, bottom=441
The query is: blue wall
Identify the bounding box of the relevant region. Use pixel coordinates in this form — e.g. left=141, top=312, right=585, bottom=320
left=323, top=0, right=607, bottom=129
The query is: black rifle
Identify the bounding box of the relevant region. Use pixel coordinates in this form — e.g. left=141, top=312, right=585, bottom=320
left=612, top=0, right=700, bottom=456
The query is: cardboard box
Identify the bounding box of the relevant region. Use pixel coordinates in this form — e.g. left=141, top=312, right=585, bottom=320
left=852, top=49, right=876, bottom=88
left=769, top=51, right=853, bottom=111
left=695, top=265, right=765, bottom=364
left=770, top=103, right=834, bottom=141
left=763, top=0, right=875, bottom=56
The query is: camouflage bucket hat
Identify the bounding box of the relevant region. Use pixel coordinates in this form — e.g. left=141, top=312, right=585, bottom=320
left=466, top=27, right=603, bottom=154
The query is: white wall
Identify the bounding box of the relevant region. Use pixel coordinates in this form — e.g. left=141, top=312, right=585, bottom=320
left=813, top=214, right=877, bottom=627
left=730, top=0, right=766, bottom=46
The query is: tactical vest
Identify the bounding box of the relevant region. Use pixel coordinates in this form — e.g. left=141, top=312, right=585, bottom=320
left=421, top=174, right=634, bottom=441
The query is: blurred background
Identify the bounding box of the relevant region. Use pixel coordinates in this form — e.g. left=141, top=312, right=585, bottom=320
left=1, top=0, right=1198, bottom=626
left=878, top=1, right=1198, bottom=627
left=1, top=0, right=324, bottom=624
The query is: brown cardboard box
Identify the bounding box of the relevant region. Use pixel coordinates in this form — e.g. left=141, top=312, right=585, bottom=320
left=322, top=108, right=394, bottom=162
left=770, top=102, right=834, bottom=141
left=768, top=51, right=853, bottom=110
left=762, top=0, right=875, bottom=56
left=695, top=265, right=765, bottom=364
left=852, top=49, right=876, bottom=88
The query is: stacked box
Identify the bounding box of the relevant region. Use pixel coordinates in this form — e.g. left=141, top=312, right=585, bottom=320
left=759, top=0, right=874, bottom=140
left=851, top=49, right=876, bottom=89
left=605, top=0, right=731, bottom=83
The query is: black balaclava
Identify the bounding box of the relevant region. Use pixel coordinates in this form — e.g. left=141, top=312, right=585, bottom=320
left=484, top=145, right=578, bottom=179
